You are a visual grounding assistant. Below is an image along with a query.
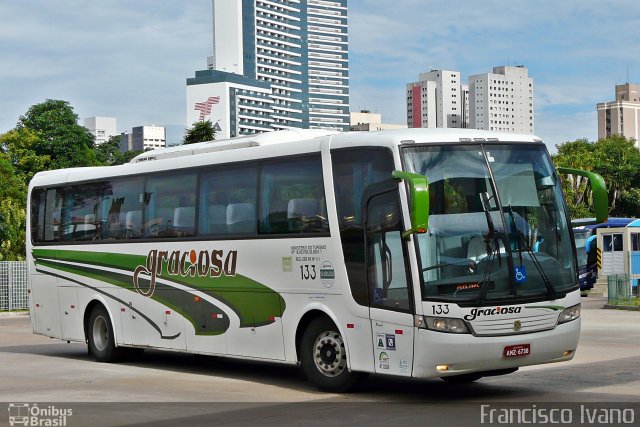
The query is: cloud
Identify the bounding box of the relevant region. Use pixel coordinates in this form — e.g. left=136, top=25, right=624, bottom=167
left=0, top=1, right=212, bottom=139
left=534, top=110, right=597, bottom=154
left=2, top=0, right=640, bottom=148
left=348, top=0, right=640, bottom=145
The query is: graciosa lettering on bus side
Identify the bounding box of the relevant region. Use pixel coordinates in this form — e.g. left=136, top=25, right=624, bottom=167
left=133, top=248, right=238, bottom=296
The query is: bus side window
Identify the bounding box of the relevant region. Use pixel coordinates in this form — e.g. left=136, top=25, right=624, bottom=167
left=259, top=156, right=328, bottom=235
left=30, top=189, right=46, bottom=243
left=100, top=177, right=144, bottom=240
left=145, top=173, right=196, bottom=238
left=44, top=189, right=62, bottom=242
left=198, top=165, right=257, bottom=236
left=61, top=184, right=100, bottom=242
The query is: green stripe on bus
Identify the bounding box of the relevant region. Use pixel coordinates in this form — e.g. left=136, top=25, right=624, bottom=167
left=33, top=248, right=286, bottom=329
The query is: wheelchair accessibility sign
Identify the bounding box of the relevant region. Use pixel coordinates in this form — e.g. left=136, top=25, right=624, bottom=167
left=514, top=266, right=527, bottom=283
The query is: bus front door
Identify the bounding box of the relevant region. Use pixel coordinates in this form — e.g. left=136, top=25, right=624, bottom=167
left=365, top=191, right=415, bottom=377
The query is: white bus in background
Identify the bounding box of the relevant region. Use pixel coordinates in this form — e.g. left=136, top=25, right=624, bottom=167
left=27, top=128, right=607, bottom=391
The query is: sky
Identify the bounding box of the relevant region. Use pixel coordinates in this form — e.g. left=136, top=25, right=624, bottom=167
left=1, top=1, right=639, bottom=151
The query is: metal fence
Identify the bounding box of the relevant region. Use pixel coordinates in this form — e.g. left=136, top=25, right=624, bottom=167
left=0, top=261, right=28, bottom=310
left=607, top=274, right=640, bottom=307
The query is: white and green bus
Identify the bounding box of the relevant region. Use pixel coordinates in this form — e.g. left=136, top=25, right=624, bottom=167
left=27, top=128, right=607, bottom=391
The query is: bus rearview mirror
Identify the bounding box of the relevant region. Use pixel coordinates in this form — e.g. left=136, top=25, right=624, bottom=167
left=392, top=171, right=429, bottom=239
left=556, top=167, right=608, bottom=224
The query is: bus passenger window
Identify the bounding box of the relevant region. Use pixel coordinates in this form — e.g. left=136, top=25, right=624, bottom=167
left=259, top=156, right=328, bottom=234
left=101, top=177, right=144, bottom=240
left=61, top=184, right=101, bottom=241
left=198, top=166, right=257, bottom=236
left=145, top=173, right=196, bottom=238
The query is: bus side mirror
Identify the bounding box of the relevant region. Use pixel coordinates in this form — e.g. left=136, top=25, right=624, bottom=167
left=392, top=171, right=429, bottom=239
left=557, top=167, right=608, bottom=224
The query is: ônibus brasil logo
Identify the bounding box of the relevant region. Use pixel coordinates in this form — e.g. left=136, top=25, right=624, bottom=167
left=133, top=249, right=237, bottom=297
left=464, top=306, right=522, bottom=321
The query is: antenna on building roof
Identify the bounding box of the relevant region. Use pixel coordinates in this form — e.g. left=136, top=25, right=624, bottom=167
left=627, top=65, right=630, bottom=83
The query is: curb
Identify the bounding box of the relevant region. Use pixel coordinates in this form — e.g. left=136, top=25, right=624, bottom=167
left=603, top=304, right=640, bottom=311
left=0, top=311, right=30, bottom=317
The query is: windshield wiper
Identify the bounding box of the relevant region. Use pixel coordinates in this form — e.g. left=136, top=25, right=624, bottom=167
left=507, top=205, right=557, bottom=300
left=477, top=192, right=504, bottom=305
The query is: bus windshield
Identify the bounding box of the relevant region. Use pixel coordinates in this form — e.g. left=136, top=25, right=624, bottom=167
left=403, top=143, right=576, bottom=304
left=573, top=229, right=591, bottom=269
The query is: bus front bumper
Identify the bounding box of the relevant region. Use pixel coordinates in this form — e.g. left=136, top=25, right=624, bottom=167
left=412, top=318, right=580, bottom=378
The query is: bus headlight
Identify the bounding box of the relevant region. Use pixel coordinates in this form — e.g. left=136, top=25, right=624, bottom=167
left=422, top=316, right=470, bottom=334
left=557, top=304, right=581, bottom=324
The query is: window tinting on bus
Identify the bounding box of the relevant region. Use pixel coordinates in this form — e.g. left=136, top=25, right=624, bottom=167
left=145, top=173, right=197, bottom=238
left=61, top=183, right=101, bottom=242
left=331, top=148, right=396, bottom=307
left=100, top=177, right=144, bottom=240
left=259, top=157, right=328, bottom=235
left=30, top=189, right=46, bottom=243
left=199, top=166, right=258, bottom=235
left=31, top=154, right=329, bottom=244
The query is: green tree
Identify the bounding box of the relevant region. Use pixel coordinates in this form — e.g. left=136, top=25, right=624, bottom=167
left=592, top=135, right=640, bottom=214
left=183, top=120, right=215, bottom=145
left=0, top=158, right=27, bottom=260
left=120, top=149, right=144, bottom=163
left=615, top=188, right=640, bottom=217
left=17, top=99, right=99, bottom=169
left=554, top=135, right=640, bottom=219
left=552, top=139, right=597, bottom=218
left=95, top=135, right=124, bottom=166
left=0, top=128, right=51, bottom=183
left=0, top=198, right=26, bottom=261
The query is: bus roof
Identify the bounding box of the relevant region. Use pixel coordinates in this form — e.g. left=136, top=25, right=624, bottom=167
left=130, top=128, right=545, bottom=163
left=30, top=128, right=546, bottom=189
left=573, top=217, right=636, bottom=230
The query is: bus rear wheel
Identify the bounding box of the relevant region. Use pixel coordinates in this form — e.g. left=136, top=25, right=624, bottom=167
left=88, top=305, right=122, bottom=362
left=300, top=317, right=363, bottom=392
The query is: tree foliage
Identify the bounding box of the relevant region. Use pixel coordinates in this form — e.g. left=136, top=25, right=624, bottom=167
left=0, top=128, right=51, bottom=183
left=0, top=99, right=146, bottom=259
left=183, top=120, right=215, bottom=145
left=553, top=135, right=640, bottom=219
left=0, top=158, right=27, bottom=261
left=16, top=99, right=99, bottom=169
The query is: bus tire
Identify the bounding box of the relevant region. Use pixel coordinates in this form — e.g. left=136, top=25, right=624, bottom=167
left=300, top=317, right=363, bottom=392
left=87, top=305, right=122, bottom=363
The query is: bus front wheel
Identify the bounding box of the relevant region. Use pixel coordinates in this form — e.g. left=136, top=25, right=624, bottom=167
left=300, top=317, right=363, bottom=392
left=87, top=305, right=122, bottom=362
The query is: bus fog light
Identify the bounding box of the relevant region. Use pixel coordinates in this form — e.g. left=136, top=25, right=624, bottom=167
left=563, top=350, right=574, bottom=357
left=425, top=316, right=470, bottom=334
left=557, top=304, right=580, bottom=324
left=436, top=364, right=450, bottom=372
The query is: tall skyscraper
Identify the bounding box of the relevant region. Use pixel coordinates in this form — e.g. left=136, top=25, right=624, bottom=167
left=468, top=65, right=534, bottom=134
left=597, top=83, right=640, bottom=143
left=187, top=0, right=349, bottom=139
left=406, top=70, right=467, bottom=129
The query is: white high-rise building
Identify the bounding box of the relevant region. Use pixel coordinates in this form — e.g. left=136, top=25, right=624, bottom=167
left=119, top=125, right=166, bottom=153
left=187, top=0, right=349, bottom=139
left=469, top=65, right=534, bottom=134
left=406, top=70, right=466, bottom=129
left=83, top=117, right=117, bottom=145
